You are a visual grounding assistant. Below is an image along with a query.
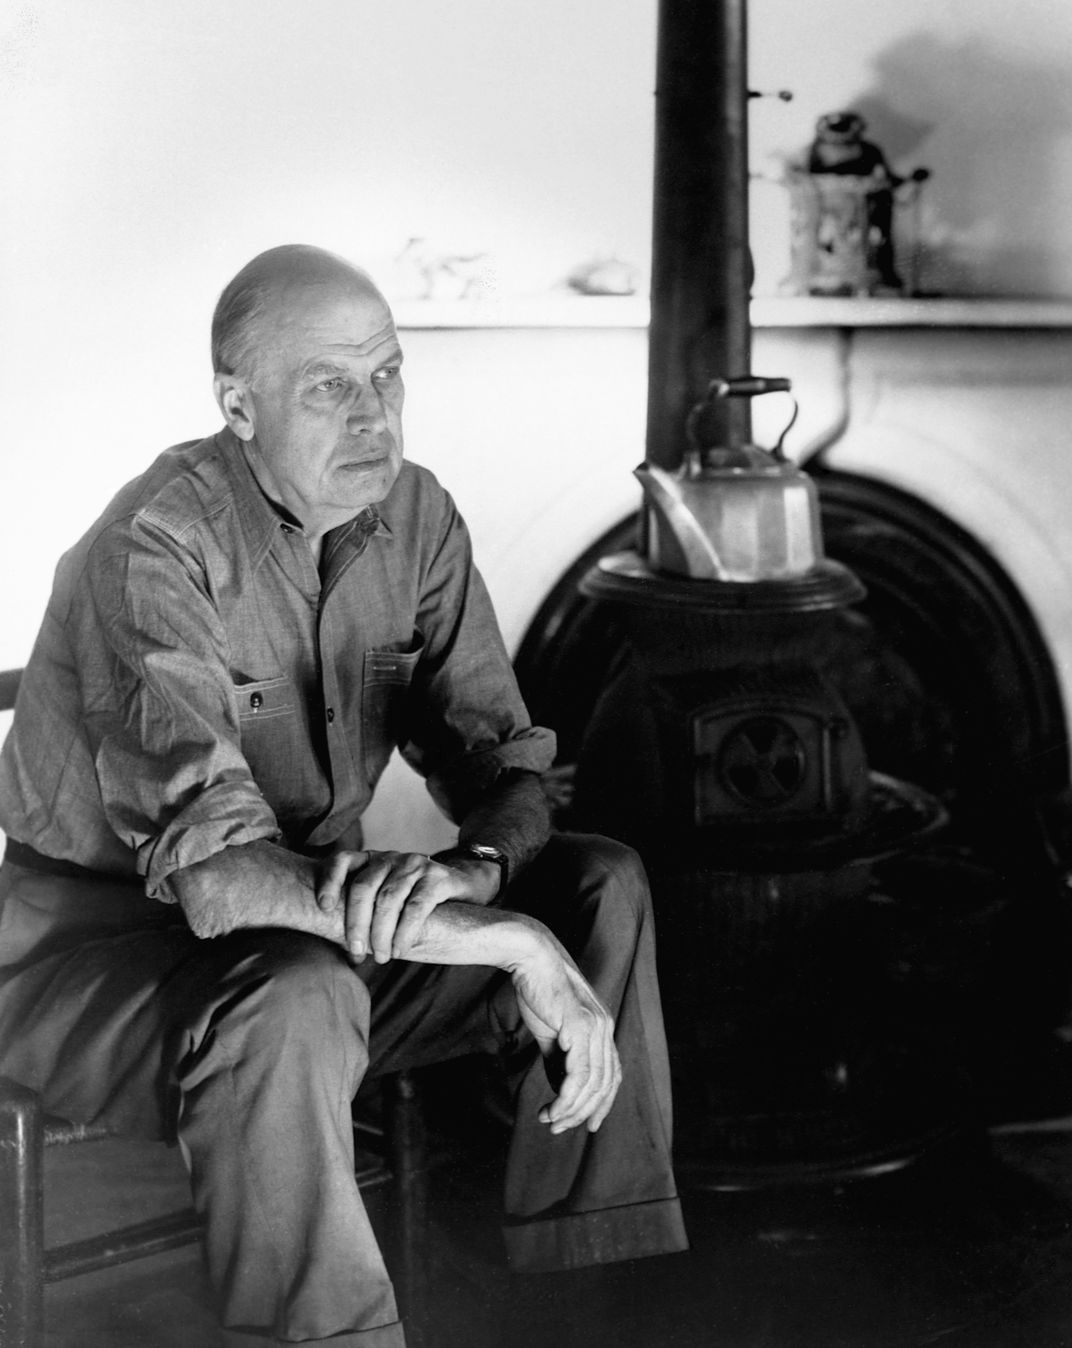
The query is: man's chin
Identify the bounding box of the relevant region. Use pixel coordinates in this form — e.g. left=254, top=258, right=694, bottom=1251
left=334, top=458, right=400, bottom=507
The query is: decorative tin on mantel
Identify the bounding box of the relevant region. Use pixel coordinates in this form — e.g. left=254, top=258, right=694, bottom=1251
left=785, top=111, right=931, bottom=297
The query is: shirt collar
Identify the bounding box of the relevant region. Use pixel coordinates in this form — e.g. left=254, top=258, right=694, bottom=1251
left=322, top=508, right=391, bottom=573
left=215, top=427, right=392, bottom=570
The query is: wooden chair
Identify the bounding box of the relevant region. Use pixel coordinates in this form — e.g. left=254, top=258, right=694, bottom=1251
left=0, top=668, right=425, bottom=1347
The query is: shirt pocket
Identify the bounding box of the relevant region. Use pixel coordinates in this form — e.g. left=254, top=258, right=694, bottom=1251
left=233, top=675, right=295, bottom=723
left=362, top=640, right=423, bottom=787
left=231, top=675, right=312, bottom=823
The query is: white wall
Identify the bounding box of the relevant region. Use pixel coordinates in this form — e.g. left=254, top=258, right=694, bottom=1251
left=4, top=0, right=1072, bottom=674
left=749, top=0, right=1072, bottom=298
left=0, top=0, right=656, bottom=666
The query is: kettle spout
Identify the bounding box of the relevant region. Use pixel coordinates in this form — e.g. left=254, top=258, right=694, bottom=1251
left=634, top=463, right=726, bottom=579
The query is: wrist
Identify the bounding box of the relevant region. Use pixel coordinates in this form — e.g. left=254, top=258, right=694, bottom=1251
left=434, top=843, right=509, bottom=902
left=494, top=911, right=553, bottom=974
left=448, top=856, right=501, bottom=905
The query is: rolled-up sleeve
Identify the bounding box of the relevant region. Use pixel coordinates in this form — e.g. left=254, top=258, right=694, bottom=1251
left=403, top=495, right=556, bottom=820
left=77, top=520, right=281, bottom=899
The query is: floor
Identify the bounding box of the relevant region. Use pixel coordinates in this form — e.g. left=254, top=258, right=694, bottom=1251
left=37, top=1070, right=1072, bottom=1348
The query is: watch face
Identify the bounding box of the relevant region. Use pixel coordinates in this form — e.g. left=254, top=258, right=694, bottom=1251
left=469, top=845, right=504, bottom=862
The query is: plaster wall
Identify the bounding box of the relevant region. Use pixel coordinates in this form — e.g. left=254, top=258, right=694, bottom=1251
left=749, top=0, right=1072, bottom=300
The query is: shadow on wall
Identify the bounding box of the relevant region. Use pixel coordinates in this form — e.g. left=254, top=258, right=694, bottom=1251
left=828, top=31, right=1072, bottom=296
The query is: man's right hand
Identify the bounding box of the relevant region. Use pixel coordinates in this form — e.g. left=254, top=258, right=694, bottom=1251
left=317, top=848, right=489, bottom=964
left=507, top=932, right=622, bottom=1135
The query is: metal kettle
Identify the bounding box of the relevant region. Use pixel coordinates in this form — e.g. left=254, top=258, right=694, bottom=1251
left=635, top=377, right=823, bottom=582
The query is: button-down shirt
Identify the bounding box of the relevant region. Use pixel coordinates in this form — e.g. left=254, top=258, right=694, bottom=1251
left=0, top=431, right=555, bottom=898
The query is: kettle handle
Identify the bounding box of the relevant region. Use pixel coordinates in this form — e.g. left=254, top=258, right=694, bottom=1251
left=689, top=375, right=799, bottom=459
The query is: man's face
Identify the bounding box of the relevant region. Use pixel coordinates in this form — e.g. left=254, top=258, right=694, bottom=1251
left=231, top=274, right=405, bottom=531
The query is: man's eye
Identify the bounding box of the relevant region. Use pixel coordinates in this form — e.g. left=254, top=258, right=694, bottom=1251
left=373, top=366, right=400, bottom=384
left=316, top=378, right=344, bottom=392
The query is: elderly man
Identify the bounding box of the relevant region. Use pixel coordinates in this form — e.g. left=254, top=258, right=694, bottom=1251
left=0, top=246, right=686, bottom=1345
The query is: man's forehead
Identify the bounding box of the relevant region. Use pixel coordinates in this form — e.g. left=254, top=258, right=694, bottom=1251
left=259, top=287, right=401, bottom=368
left=321, top=320, right=400, bottom=355
left=299, top=321, right=400, bottom=358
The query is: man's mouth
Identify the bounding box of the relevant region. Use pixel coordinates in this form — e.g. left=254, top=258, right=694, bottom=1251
left=339, top=450, right=391, bottom=470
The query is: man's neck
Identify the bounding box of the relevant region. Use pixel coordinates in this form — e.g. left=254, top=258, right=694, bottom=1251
left=237, top=440, right=343, bottom=565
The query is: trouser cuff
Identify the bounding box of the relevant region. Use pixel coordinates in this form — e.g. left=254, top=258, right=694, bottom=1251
left=502, top=1195, right=689, bottom=1273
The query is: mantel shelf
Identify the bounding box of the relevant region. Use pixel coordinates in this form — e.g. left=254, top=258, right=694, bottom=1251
left=752, top=296, right=1072, bottom=329
left=393, top=294, right=1072, bottom=332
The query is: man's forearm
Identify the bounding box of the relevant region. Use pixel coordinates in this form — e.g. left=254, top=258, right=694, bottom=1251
left=171, top=839, right=323, bottom=938
left=171, top=834, right=620, bottom=1133
left=455, top=771, right=551, bottom=882
left=171, top=838, right=545, bottom=971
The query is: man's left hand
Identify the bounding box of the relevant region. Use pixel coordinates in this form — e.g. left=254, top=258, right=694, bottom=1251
left=316, top=850, right=498, bottom=963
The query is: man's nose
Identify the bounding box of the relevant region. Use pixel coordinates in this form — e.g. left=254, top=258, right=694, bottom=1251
left=345, top=382, right=387, bottom=432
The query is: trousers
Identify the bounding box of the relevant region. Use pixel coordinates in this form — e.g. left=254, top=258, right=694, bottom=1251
left=0, top=833, right=687, bottom=1344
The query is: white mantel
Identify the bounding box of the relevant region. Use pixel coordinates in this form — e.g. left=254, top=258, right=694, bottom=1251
left=393, top=295, right=1072, bottom=332
left=365, top=298, right=1072, bottom=850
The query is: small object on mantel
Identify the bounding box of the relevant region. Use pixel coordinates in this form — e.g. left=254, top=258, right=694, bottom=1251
left=566, top=255, right=639, bottom=296
left=392, top=236, right=494, bottom=301
left=784, top=111, right=931, bottom=298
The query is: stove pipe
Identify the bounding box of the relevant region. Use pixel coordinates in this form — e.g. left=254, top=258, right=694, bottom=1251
left=641, top=0, right=835, bottom=587
left=571, top=1, right=954, bottom=1178
left=647, top=0, right=753, bottom=469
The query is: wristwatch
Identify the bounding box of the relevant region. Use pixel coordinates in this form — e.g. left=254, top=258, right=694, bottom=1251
left=436, top=843, right=509, bottom=899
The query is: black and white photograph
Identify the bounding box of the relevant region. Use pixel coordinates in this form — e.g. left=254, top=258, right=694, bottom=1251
left=3, top=2, right=1072, bottom=1345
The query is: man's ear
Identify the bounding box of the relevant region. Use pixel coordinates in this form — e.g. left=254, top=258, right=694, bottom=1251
left=213, top=373, right=256, bottom=442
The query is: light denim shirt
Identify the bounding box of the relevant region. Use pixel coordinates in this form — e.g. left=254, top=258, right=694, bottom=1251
left=0, top=430, right=555, bottom=899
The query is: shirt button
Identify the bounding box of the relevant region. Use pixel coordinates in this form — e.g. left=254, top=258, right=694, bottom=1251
left=250, top=692, right=264, bottom=711
left=326, top=707, right=335, bottom=723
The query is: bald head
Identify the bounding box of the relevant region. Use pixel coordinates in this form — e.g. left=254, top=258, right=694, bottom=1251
left=211, top=245, right=385, bottom=380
